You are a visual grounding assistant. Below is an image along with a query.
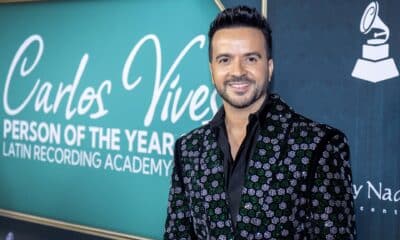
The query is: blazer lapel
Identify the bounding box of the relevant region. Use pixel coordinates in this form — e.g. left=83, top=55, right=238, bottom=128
left=197, top=128, right=234, bottom=236
left=236, top=95, right=292, bottom=237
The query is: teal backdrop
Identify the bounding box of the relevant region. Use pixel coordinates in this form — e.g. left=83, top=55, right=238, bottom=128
left=0, top=1, right=219, bottom=239
left=1, top=1, right=399, bottom=240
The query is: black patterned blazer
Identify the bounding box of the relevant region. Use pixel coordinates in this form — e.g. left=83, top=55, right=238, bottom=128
left=164, top=94, right=356, bottom=240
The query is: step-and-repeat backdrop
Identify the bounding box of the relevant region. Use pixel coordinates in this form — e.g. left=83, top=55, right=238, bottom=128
left=0, top=0, right=398, bottom=239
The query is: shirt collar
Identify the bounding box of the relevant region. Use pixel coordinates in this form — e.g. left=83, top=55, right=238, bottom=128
left=209, top=93, right=276, bottom=129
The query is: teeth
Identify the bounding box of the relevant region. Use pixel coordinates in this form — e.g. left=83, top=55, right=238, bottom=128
left=229, top=82, right=248, bottom=88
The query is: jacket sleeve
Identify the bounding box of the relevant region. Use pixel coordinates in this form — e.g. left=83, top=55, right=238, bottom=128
left=164, top=138, right=195, bottom=240
left=307, top=131, right=356, bottom=240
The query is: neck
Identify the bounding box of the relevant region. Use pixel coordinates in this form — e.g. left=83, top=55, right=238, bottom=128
left=224, top=94, right=266, bottom=129
left=223, top=94, right=267, bottom=160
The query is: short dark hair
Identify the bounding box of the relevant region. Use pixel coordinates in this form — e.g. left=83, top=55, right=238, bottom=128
left=208, top=5, right=272, bottom=62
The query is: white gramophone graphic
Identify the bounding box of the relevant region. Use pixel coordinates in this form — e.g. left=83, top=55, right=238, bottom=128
left=351, top=1, right=399, bottom=82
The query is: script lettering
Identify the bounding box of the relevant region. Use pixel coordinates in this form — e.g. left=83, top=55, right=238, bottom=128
left=3, top=35, right=112, bottom=120
left=122, top=34, right=218, bottom=126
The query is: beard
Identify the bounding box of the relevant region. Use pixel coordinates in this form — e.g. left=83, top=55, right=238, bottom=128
left=215, top=75, right=268, bottom=109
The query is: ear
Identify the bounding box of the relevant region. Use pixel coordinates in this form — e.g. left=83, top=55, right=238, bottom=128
left=267, top=59, right=274, bottom=82
left=209, top=63, right=215, bottom=84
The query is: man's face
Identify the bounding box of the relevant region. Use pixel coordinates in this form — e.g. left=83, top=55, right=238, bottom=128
left=210, top=27, right=273, bottom=109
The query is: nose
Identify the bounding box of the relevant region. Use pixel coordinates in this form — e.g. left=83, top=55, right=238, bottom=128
left=231, top=59, right=246, bottom=77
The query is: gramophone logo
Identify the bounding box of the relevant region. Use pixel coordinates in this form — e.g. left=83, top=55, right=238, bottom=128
left=352, top=1, right=399, bottom=83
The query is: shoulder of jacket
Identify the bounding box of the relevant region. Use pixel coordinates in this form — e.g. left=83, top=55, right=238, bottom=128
left=175, top=123, right=213, bottom=146
left=287, top=109, right=347, bottom=141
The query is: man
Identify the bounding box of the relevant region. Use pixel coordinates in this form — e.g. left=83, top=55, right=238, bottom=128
left=164, top=5, right=356, bottom=240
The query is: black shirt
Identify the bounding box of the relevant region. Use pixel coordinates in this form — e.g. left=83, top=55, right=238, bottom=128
left=209, top=96, right=271, bottom=228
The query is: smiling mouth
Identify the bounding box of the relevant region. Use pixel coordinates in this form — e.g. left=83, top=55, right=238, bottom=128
left=227, top=81, right=251, bottom=92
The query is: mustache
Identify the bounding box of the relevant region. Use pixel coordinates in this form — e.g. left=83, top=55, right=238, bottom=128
left=225, top=75, right=255, bottom=85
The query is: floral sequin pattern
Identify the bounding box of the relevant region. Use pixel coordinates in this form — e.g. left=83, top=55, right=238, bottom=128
left=164, top=94, right=356, bottom=240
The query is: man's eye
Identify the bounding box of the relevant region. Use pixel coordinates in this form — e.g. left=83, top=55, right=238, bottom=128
left=247, top=56, right=258, bottom=63
left=218, top=58, right=229, bottom=64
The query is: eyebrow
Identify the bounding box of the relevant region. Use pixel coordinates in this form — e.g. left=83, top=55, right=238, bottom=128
left=244, top=52, right=262, bottom=58
left=214, top=52, right=263, bottom=61
left=215, top=54, right=231, bottom=61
